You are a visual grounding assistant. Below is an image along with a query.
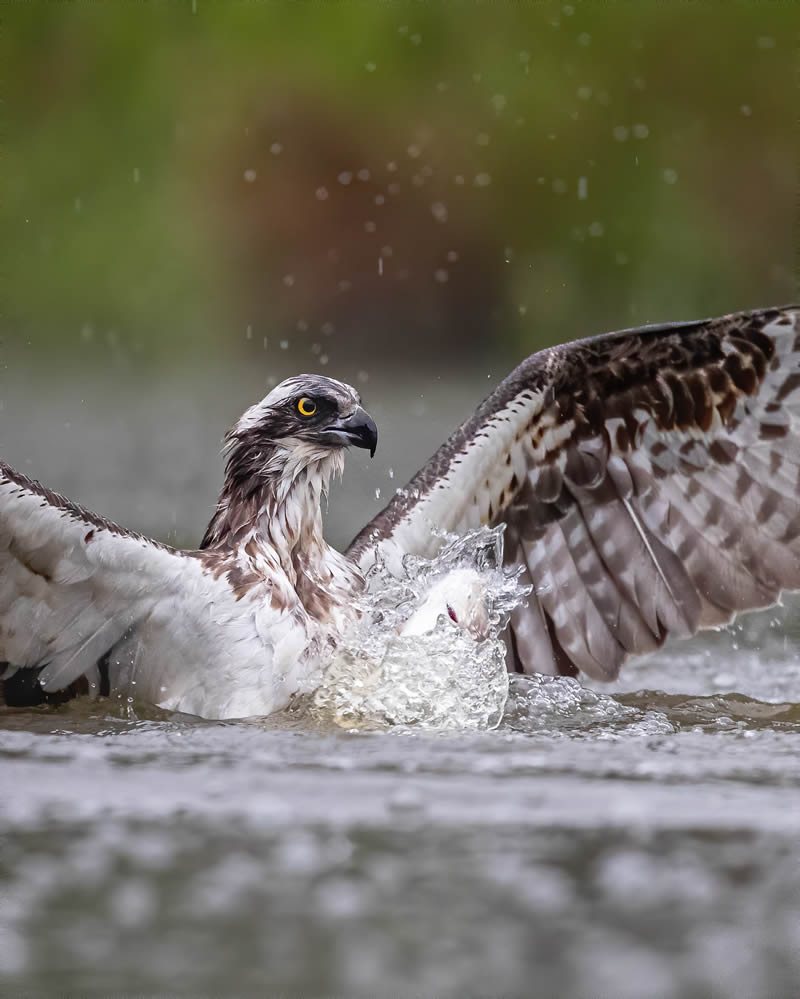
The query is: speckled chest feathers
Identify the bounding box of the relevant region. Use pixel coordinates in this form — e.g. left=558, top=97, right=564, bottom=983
left=200, top=426, right=363, bottom=626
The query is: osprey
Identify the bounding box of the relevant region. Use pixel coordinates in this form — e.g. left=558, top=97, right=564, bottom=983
left=2, top=306, right=799, bottom=718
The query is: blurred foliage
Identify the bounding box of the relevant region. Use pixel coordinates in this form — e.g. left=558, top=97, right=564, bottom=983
left=3, top=1, right=796, bottom=370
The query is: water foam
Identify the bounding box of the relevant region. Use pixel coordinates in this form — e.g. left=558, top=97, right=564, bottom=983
left=310, top=526, right=529, bottom=731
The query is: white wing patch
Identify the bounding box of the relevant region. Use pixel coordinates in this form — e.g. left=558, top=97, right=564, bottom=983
left=0, top=467, right=317, bottom=717
left=362, top=388, right=547, bottom=574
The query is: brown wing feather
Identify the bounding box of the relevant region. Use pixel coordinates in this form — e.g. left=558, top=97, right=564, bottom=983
left=351, top=306, right=800, bottom=680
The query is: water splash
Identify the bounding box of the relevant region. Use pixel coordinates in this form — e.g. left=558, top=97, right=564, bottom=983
left=311, top=526, right=529, bottom=731
left=502, top=674, right=674, bottom=737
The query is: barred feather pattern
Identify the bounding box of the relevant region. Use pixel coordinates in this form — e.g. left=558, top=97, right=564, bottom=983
left=351, top=306, right=800, bottom=680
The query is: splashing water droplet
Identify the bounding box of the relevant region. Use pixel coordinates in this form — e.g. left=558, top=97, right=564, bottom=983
left=310, top=526, right=530, bottom=731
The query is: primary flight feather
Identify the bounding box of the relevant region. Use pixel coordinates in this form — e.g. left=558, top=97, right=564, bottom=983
left=2, top=306, right=799, bottom=717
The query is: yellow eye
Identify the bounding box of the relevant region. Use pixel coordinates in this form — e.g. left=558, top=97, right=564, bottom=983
left=297, top=397, right=317, bottom=416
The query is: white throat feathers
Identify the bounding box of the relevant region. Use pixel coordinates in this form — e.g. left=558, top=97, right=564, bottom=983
left=200, top=377, right=376, bottom=623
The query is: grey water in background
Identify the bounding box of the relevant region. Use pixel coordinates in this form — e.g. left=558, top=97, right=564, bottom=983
left=2, top=366, right=800, bottom=997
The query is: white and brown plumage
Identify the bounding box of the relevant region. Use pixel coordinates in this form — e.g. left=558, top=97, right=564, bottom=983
left=2, top=306, right=800, bottom=717
left=0, top=376, right=376, bottom=718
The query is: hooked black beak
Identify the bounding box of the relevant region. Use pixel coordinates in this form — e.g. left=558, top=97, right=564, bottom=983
left=321, top=406, right=378, bottom=457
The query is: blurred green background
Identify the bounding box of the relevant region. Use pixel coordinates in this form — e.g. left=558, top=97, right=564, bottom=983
left=6, top=1, right=796, bottom=365
left=2, top=1, right=797, bottom=546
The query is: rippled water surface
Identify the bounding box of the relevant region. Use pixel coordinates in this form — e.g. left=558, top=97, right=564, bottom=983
left=2, top=600, right=800, bottom=998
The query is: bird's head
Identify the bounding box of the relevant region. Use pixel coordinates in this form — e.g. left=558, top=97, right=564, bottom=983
left=203, top=374, right=377, bottom=550
left=225, top=374, right=377, bottom=491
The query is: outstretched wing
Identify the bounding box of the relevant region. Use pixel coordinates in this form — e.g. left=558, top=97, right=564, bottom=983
left=349, top=306, right=800, bottom=680
left=0, top=462, right=204, bottom=700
